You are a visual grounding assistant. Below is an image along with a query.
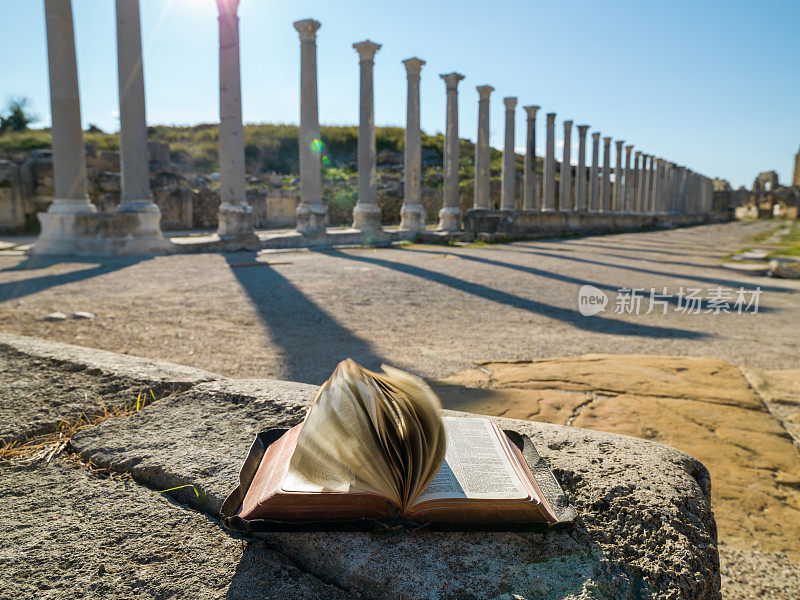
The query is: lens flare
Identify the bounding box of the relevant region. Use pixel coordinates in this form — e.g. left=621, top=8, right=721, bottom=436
left=310, top=138, right=324, bottom=154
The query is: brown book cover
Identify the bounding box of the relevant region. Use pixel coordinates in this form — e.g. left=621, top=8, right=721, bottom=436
left=221, top=360, right=575, bottom=532
left=221, top=418, right=576, bottom=532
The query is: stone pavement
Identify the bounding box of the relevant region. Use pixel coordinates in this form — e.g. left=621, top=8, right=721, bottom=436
left=1, top=221, right=798, bottom=385
left=1, top=334, right=719, bottom=600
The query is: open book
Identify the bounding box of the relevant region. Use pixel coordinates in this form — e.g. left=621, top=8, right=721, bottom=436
left=226, top=360, right=573, bottom=526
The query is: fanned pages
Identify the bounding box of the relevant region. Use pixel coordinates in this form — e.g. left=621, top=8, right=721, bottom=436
left=287, top=359, right=447, bottom=512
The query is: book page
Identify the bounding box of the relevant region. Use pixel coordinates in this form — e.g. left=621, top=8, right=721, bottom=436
left=281, top=463, right=353, bottom=493
left=412, top=417, right=529, bottom=504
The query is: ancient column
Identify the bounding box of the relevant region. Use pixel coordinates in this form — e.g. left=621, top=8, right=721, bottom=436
left=623, top=144, right=633, bottom=212
left=666, top=162, right=675, bottom=212
left=115, top=0, right=160, bottom=219
left=501, top=97, right=517, bottom=211
left=35, top=0, right=96, bottom=254
left=352, top=40, right=382, bottom=231
left=215, top=0, right=254, bottom=238
left=575, top=125, right=589, bottom=211
left=601, top=136, right=612, bottom=211
left=613, top=140, right=624, bottom=212
left=473, top=85, right=494, bottom=211
left=294, top=19, right=325, bottom=234
left=522, top=105, right=539, bottom=210
left=589, top=132, right=600, bottom=211
left=648, top=156, right=657, bottom=212
left=437, top=72, right=465, bottom=231
left=42, top=0, right=94, bottom=215
left=653, top=159, right=664, bottom=212
left=399, top=57, right=426, bottom=230
left=633, top=151, right=642, bottom=212
left=559, top=120, right=573, bottom=211
left=640, top=155, right=650, bottom=212
left=542, top=113, right=556, bottom=211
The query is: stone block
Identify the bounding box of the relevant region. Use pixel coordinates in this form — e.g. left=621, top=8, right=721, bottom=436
left=0, top=458, right=354, bottom=599
left=72, top=376, right=720, bottom=600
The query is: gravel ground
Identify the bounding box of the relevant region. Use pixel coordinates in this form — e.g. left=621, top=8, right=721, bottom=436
left=719, top=544, right=800, bottom=600
left=1, top=221, right=797, bottom=385
left=0, top=457, right=354, bottom=600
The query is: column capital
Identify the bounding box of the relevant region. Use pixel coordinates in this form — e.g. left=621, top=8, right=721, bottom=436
left=503, top=96, right=518, bottom=110
left=625, top=144, right=633, bottom=154
left=293, top=18, right=321, bottom=41
left=476, top=85, right=494, bottom=99
left=563, top=120, right=573, bottom=128
left=402, top=56, right=425, bottom=75
left=439, top=72, right=465, bottom=89
left=634, top=150, right=642, bottom=158
left=592, top=131, right=601, bottom=141
left=615, top=140, right=625, bottom=148
left=546, top=112, right=556, bottom=123
left=603, top=136, right=612, bottom=144
left=215, top=0, right=240, bottom=15
left=523, top=105, right=540, bottom=117
left=353, top=40, right=381, bottom=62
left=576, top=124, right=590, bottom=134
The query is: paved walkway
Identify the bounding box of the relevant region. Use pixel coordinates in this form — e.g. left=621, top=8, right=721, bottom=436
left=0, top=220, right=797, bottom=384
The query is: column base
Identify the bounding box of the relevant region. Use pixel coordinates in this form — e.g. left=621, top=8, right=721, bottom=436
left=437, top=206, right=462, bottom=232
left=32, top=210, right=173, bottom=257
left=399, top=204, right=426, bottom=232
left=296, top=203, right=326, bottom=235
left=352, top=202, right=382, bottom=231
left=217, top=203, right=256, bottom=239
left=47, top=197, right=97, bottom=214
left=117, top=197, right=162, bottom=215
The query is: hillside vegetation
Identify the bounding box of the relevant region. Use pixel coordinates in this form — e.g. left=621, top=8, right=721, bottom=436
left=0, top=123, right=515, bottom=180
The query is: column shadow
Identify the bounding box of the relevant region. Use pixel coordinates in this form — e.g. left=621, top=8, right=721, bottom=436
left=0, top=255, right=146, bottom=304
left=322, top=249, right=708, bottom=339
left=224, top=252, right=384, bottom=384
left=461, top=245, right=789, bottom=294
left=398, top=247, right=780, bottom=312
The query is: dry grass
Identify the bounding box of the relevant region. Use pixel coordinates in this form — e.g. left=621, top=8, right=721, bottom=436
left=0, top=390, right=159, bottom=463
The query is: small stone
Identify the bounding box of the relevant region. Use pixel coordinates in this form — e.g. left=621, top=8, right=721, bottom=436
left=43, top=312, right=68, bottom=322
left=769, top=260, right=800, bottom=280
left=72, top=311, right=97, bottom=320
left=740, top=250, right=768, bottom=260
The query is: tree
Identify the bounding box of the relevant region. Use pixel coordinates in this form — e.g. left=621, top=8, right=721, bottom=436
left=0, top=96, right=37, bottom=134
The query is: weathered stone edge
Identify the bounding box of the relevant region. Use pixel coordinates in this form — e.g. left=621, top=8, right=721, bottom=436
left=0, top=331, right=224, bottom=386
left=738, top=364, right=800, bottom=449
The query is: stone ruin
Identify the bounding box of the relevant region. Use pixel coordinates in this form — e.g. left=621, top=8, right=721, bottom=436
left=0, top=144, right=300, bottom=234
left=733, top=169, right=800, bottom=220
left=7, top=0, right=725, bottom=256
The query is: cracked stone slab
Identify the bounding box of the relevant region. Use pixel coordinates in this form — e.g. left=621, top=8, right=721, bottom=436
left=740, top=365, right=800, bottom=447
left=72, top=376, right=720, bottom=600
left=0, top=457, right=355, bottom=599
left=436, top=354, right=800, bottom=561
left=0, top=333, right=222, bottom=444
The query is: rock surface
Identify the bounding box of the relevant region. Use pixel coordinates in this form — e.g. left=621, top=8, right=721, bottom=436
left=742, top=365, right=800, bottom=447
left=435, top=354, right=800, bottom=562
left=72, top=376, right=720, bottom=600
left=0, top=332, right=218, bottom=444
left=0, top=458, right=354, bottom=599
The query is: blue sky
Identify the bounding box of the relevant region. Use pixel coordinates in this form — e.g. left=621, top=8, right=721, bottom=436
left=1, top=0, right=798, bottom=188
